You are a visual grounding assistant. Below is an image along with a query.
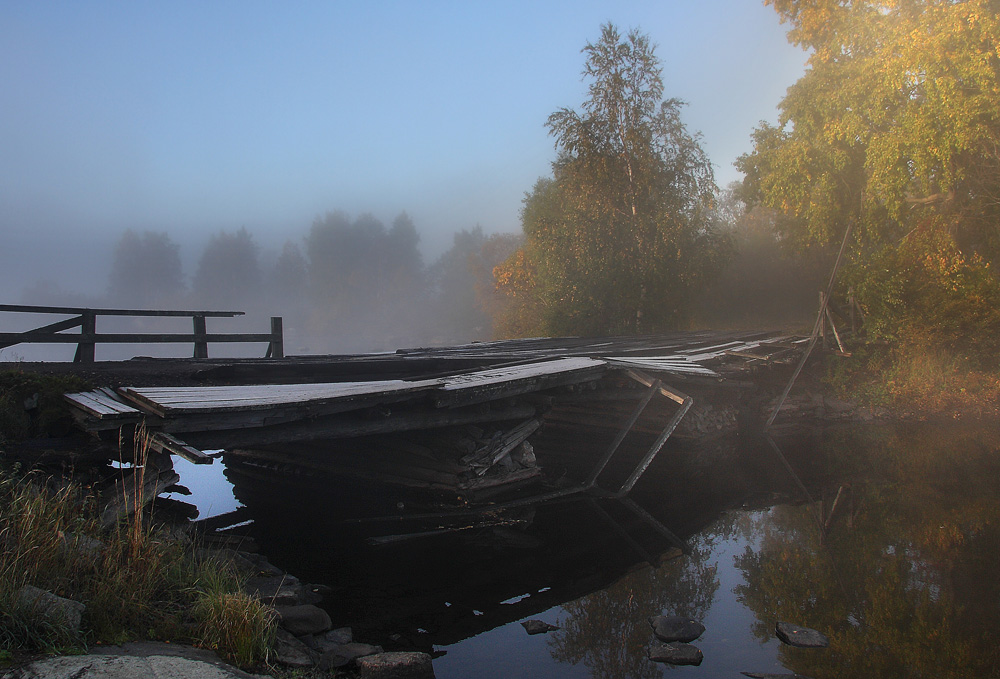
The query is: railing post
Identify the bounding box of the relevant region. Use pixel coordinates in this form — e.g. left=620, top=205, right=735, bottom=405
left=73, top=312, right=96, bottom=363
left=193, top=315, right=208, bottom=359
left=267, top=316, right=284, bottom=359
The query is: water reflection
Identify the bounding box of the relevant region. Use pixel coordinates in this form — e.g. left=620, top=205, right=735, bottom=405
left=215, top=422, right=1000, bottom=677
left=734, top=423, right=1000, bottom=678
left=550, top=534, right=718, bottom=679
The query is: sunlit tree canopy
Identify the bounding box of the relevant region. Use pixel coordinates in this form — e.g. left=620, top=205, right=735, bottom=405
left=496, top=24, right=726, bottom=336
left=738, top=0, right=1000, bottom=355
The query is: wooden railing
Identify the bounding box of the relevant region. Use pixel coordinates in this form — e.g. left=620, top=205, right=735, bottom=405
left=0, top=304, right=283, bottom=362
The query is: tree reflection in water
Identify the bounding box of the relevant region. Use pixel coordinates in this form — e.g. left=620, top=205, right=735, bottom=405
left=734, top=423, right=1000, bottom=679
left=549, top=534, right=718, bottom=679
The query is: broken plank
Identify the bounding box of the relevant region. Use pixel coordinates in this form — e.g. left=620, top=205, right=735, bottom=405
left=149, top=431, right=213, bottom=464
left=604, top=357, right=719, bottom=376
left=64, top=389, right=142, bottom=419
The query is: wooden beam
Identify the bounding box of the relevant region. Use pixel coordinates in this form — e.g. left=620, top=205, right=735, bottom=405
left=0, top=332, right=279, bottom=344
left=0, top=303, right=243, bottom=317
left=0, top=315, right=84, bottom=350
left=149, top=432, right=213, bottom=464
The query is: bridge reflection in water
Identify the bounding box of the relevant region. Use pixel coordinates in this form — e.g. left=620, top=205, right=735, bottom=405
left=200, top=422, right=1000, bottom=679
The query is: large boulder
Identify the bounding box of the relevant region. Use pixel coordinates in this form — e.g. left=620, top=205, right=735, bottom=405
left=274, top=604, right=331, bottom=636
left=15, top=586, right=85, bottom=639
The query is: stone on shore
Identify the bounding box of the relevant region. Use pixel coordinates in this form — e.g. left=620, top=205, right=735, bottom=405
left=774, top=622, right=829, bottom=648
left=356, top=651, right=436, bottom=679
left=648, top=614, right=705, bottom=643
left=275, top=604, right=331, bottom=636
left=273, top=629, right=318, bottom=668
left=318, top=642, right=383, bottom=670
left=0, top=652, right=267, bottom=679
left=648, top=642, right=703, bottom=666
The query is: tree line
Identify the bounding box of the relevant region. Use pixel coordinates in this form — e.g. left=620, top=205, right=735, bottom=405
left=100, top=216, right=519, bottom=353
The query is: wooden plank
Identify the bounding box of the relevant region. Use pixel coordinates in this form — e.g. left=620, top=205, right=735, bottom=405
left=604, top=357, right=719, bottom=376
left=179, top=401, right=540, bottom=449
left=149, top=432, right=213, bottom=464
left=64, top=390, right=142, bottom=419
left=436, top=357, right=607, bottom=407
left=119, top=379, right=442, bottom=418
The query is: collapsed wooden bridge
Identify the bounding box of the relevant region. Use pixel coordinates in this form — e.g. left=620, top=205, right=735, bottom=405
left=60, top=330, right=807, bottom=502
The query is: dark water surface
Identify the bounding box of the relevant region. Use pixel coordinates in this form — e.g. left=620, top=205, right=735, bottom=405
left=171, top=421, right=1000, bottom=678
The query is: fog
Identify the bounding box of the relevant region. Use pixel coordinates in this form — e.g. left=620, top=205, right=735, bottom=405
left=1, top=3, right=809, bottom=359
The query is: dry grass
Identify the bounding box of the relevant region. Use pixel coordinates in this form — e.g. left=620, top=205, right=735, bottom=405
left=0, top=429, right=277, bottom=667
left=193, top=590, right=277, bottom=667
left=826, top=344, right=1000, bottom=419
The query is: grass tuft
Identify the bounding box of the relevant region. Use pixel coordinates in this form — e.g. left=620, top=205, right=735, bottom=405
left=193, top=590, right=276, bottom=667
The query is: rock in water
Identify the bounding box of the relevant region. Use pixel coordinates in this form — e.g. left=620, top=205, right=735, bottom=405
left=356, top=651, right=436, bottom=678
left=742, top=672, right=815, bottom=679
left=648, top=642, right=703, bottom=665
left=774, top=622, right=829, bottom=648
left=648, top=614, right=705, bottom=643
left=521, top=619, right=559, bottom=635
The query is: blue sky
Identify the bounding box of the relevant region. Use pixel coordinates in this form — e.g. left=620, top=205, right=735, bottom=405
left=1, top=1, right=807, bottom=296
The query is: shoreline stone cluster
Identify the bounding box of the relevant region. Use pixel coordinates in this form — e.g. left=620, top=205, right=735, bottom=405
left=207, top=547, right=436, bottom=677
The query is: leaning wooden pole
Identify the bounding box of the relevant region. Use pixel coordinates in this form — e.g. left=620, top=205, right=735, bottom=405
left=764, top=220, right=854, bottom=430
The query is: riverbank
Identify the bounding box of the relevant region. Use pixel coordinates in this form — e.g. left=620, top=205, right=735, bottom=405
left=822, top=343, right=1000, bottom=421
left=0, top=462, right=435, bottom=678
left=0, top=465, right=275, bottom=671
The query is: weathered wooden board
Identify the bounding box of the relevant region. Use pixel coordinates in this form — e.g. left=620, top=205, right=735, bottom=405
left=436, top=357, right=607, bottom=407
left=119, top=379, right=443, bottom=416
left=149, top=432, right=213, bottom=464
left=64, top=388, right=142, bottom=420
left=604, top=357, right=719, bottom=377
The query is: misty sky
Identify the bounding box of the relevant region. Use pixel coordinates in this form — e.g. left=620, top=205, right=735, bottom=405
left=1, top=1, right=807, bottom=298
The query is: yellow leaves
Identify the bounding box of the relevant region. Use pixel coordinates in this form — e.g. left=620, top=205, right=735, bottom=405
left=492, top=248, right=536, bottom=298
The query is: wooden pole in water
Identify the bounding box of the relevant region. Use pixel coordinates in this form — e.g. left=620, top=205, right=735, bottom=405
left=764, top=220, right=854, bottom=430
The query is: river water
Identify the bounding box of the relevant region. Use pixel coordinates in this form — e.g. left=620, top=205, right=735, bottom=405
left=170, top=420, right=1000, bottom=678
